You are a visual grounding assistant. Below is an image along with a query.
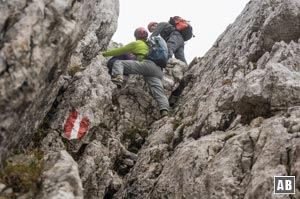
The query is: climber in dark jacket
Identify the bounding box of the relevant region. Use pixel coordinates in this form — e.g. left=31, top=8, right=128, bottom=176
left=148, top=22, right=187, bottom=64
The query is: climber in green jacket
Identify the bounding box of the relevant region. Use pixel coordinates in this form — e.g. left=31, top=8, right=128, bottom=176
left=102, top=39, right=148, bottom=62
left=101, top=27, right=169, bottom=118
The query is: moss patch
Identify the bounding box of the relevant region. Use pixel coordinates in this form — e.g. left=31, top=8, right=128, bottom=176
left=68, top=66, right=83, bottom=76
left=171, top=119, right=182, bottom=130
left=222, top=79, right=232, bottom=86
left=223, top=133, right=237, bottom=142
left=0, top=151, right=43, bottom=197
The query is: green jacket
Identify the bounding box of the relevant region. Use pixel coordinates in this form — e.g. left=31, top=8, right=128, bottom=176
left=102, top=40, right=149, bottom=61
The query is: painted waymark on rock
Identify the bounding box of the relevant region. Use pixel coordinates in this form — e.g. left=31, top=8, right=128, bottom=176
left=63, top=110, right=89, bottom=139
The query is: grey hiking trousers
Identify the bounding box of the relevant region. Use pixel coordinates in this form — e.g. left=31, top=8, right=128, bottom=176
left=112, top=60, right=169, bottom=111
left=167, top=31, right=187, bottom=64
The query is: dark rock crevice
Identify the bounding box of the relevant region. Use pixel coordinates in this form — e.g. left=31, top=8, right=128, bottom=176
left=233, top=97, right=272, bottom=125
left=103, top=184, right=118, bottom=199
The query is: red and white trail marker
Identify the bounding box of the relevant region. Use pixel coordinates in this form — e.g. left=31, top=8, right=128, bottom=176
left=63, top=110, right=89, bottom=140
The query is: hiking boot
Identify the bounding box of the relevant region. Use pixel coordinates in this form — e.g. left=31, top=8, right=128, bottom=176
left=111, top=75, right=123, bottom=88
left=160, top=110, right=169, bottom=118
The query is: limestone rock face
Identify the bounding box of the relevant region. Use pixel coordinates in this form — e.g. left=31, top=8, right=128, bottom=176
left=38, top=54, right=187, bottom=198
left=38, top=150, right=83, bottom=199
left=2, top=0, right=300, bottom=198
left=0, top=0, right=119, bottom=161
left=113, top=0, right=300, bottom=198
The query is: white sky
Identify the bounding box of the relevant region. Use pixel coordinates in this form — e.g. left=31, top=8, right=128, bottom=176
left=112, top=0, right=250, bottom=63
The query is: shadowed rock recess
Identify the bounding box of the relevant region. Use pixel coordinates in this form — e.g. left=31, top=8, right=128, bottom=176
left=1, top=0, right=300, bottom=198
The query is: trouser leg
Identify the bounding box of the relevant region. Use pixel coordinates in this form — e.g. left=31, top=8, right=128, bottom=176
left=167, top=31, right=185, bottom=61
left=112, top=60, right=169, bottom=110
left=112, top=60, right=162, bottom=77
left=144, top=76, right=169, bottom=111
left=174, top=45, right=187, bottom=64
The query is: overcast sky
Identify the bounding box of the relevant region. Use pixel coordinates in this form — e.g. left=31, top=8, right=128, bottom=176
left=112, top=0, right=250, bottom=63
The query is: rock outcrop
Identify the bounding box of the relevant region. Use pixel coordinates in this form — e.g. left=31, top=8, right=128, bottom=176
left=1, top=0, right=300, bottom=198
left=114, top=0, right=300, bottom=198
left=0, top=0, right=119, bottom=161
